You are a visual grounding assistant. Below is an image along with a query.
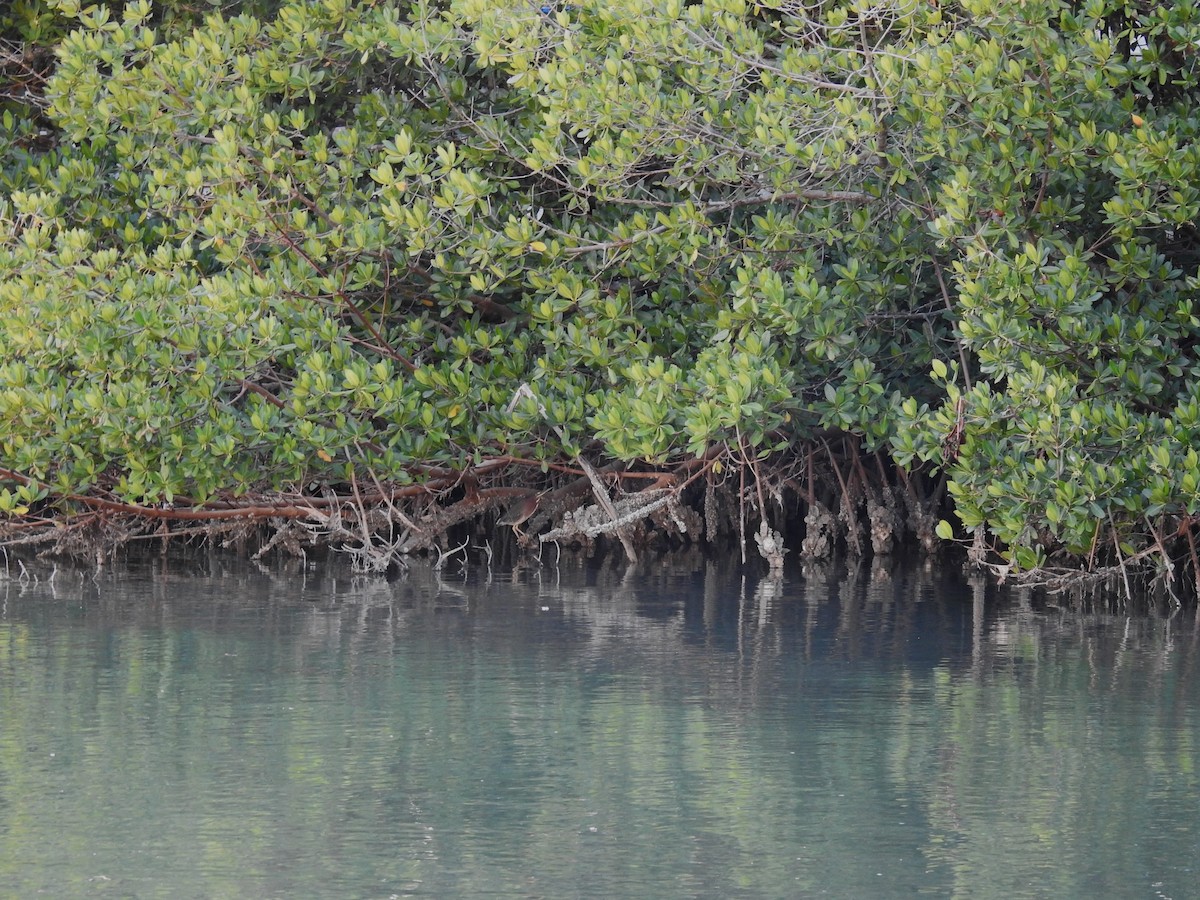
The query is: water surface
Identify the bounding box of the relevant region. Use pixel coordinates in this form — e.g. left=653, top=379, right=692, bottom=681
left=1, top=556, right=1197, bottom=898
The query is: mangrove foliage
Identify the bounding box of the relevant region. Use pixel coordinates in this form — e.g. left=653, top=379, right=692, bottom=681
left=3, top=0, right=1200, bottom=592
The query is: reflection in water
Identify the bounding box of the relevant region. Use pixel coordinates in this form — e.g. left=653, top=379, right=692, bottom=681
left=0, top=554, right=1198, bottom=898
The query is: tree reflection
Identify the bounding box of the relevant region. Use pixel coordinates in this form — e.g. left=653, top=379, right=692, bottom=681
left=0, top=558, right=1197, bottom=897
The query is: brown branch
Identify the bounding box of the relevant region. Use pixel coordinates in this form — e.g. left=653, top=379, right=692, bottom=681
left=238, top=379, right=286, bottom=409
left=929, top=254, right=973, bottom=392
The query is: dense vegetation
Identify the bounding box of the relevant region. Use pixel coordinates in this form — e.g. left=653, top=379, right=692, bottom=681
left=3, top=0, right=1200, bottom=590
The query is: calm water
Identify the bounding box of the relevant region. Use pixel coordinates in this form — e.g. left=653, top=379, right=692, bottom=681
left=1, top=555, right=1198, bottom=898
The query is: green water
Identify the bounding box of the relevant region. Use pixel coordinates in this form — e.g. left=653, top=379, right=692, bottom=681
left=0, top=557, right=1197, bottom=898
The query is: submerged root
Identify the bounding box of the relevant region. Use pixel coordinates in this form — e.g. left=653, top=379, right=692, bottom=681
left=541, top=489, right=674, bottom=547
left=866, top=486, right=900, bottom=556
left=801, top=501, right=837, bottom=560
left=754, top=521, right=787, bottom=573
left=1, top=438, right=952, bottom=571
left=902, top=487, right=939, bottom=554
left=652, top=492, right=702, bottom=540
left=838, top=493, right=866, bottom=556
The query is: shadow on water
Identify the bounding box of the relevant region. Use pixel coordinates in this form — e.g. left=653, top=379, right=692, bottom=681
left=1, top=551, right=1198, bottom=898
